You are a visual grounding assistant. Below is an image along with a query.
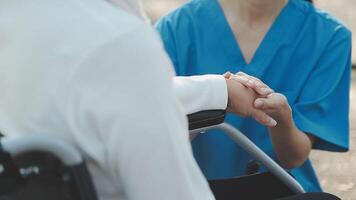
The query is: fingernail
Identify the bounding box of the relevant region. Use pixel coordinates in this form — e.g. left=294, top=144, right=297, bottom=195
left=224, top=72, right=231, bottom=79
left=269, top=119, right=277, bottom=127
left=255, top=99, right=263, bottom=107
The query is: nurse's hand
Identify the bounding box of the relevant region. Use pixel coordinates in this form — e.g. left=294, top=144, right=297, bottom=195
left=225, top=72, right=291, bottom=124
left=226, top=79, right=277, bottom=127
left=224, top=72, right=274, bottom=97
left=254, top=93, right=292, bottom=124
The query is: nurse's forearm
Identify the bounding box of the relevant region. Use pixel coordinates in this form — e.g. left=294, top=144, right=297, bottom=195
left=268, top=115, right=315, bottom=169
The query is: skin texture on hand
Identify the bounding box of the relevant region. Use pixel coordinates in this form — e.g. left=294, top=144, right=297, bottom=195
left=225, top=78, right=277, bottom=127
left=255, top=93, right=292, bottom=123
left=227, top=72, right=315, bottom=169
left=226, top=72, right=290, bottom=124
left=225, top=72, right=273, bottom=97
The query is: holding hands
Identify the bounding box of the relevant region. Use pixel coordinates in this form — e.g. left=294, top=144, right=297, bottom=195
left=225, top=72, right=292, bottom=127
left=225, top=72, right=315, bottom=169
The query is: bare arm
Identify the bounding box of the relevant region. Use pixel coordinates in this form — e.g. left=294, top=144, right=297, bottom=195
left=263, top=95, right=315, bottom=169
left=229, top=72, right=314, bottom=169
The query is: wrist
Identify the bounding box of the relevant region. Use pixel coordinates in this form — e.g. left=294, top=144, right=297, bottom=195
left=273, top=108, right=294, bottom=130
left=225, top=78, right=234, bottom=112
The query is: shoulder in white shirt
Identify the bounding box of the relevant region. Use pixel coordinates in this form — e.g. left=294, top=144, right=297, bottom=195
left=0, top=0, right=224, bottom=200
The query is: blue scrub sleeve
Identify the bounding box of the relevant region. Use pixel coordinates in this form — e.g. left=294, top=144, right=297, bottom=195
left=293, top=27, right=352, bottom=152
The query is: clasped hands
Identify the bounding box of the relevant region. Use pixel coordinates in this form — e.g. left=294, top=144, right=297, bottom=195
left=225, top=72, right=292, bottom=128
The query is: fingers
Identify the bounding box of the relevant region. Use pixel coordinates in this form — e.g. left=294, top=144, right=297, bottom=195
left=250, top=109, right=277, bottom=127
left=236, top=72, right=266, bottom=87
left=223, top=71, right=233, bottom=79
left=230, top=72, right=273, bottom=96
left=254, top=93, right=287, bottom=110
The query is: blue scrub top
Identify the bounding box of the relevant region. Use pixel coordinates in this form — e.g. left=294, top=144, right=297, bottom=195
left=156, top=0, right=351, bottom=192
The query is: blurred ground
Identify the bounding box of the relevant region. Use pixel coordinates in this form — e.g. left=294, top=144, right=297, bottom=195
left=310, top=73, right=356, bottom=199
left=317, top=1, right=356, bottom=65
left=142, top=0, right=356, bottom=199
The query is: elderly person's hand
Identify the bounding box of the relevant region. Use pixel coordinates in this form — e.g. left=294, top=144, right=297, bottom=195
left=224, top=72, right=274, bottom=96
left=225, top=76, right=277, bottom=127
left=226, top=72, right=292, bottom=125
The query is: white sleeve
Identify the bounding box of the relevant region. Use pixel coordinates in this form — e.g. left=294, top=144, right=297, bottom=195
left=66, top=26, right=215, bottom=200
left=173, top=75, right=228, bottom=115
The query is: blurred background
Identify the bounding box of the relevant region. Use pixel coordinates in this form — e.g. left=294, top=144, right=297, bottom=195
left=142, top=0, right=356, bottom=199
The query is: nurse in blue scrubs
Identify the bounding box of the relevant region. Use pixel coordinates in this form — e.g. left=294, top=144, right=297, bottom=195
left=156, top=0, right=352, bottom=192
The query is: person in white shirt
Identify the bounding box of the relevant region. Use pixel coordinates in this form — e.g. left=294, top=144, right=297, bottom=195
left=0, top=0, right=275, bottom=200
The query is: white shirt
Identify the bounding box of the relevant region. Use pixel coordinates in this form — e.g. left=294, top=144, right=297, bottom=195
left=0, top=0, right=227, bottom=199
